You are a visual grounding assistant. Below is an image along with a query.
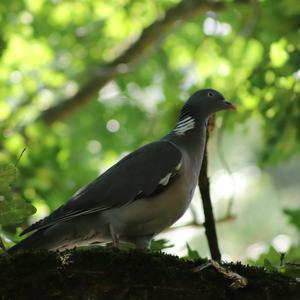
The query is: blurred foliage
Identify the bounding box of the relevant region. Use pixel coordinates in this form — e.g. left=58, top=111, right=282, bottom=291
left=248, top=208, right=300, bottom=278
left=249, top=246, right=300, bottom=278
left=184, top=215, right=300, bottom=278
left=0, top=164, right=36, bottom=249
left=0, top=164, right=36, bottom=226
left=283, top=207, right=300, bottom=231
left=0, top=0, right=299, bottom=262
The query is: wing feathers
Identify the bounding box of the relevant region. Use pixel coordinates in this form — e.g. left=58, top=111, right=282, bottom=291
left=21, top=141, right=182, bottom=235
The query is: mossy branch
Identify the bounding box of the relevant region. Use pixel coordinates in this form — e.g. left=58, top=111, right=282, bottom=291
left=1, top=248, right=299, bottom=299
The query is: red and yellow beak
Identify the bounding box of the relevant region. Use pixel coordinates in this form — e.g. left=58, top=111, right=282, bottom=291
left=224, top=101, right=236, bottom=110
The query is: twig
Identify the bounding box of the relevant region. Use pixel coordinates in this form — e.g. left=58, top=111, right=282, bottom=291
left=163, top=214, right=236, bottom=233
left=198, top=115, right=222, bottom=261
left=15, top=148, right=26, bottom=167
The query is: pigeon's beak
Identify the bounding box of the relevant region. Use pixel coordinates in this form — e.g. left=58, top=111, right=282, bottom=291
left=224, top=100, right=236, bottom=110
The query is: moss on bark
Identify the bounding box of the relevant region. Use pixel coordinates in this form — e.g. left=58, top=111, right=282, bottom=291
left=0, top=248, right=299, bottom=299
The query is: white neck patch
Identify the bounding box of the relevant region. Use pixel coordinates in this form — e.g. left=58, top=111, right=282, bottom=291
left=173, top=116, right=195, bottom=136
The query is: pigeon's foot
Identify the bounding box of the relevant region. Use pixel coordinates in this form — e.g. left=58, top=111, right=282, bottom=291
left=193, top=260, right=248, bottom=289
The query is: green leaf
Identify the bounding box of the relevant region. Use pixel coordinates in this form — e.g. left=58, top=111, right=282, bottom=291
left=282, top=263, right=300, bottom=278
left=263, top=258, right=277, bottom=272
left=151, top=239, right=174, bottom=252
left=0, top=195, right=36, bottom=226
left=186, top=243, right=200, bottom=260
left=283, top=208, right=300, bottom=232
left=0, top=164, right=16, bottom=194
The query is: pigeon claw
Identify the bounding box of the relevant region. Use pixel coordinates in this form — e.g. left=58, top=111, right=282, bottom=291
left=193, top=260, right=248, bottom=289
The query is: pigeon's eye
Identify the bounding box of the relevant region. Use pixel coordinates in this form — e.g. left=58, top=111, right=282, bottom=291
left=208, top=92, right=214, bottom=97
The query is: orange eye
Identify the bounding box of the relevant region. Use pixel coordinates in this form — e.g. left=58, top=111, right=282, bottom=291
left=208, top=92, right=214, bottom=97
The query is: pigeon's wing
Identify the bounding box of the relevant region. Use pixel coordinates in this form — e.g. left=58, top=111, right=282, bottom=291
left=21, top=140, right=182, bottom=235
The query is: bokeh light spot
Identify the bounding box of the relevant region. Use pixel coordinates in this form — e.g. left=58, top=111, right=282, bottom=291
left=106, top=119, right=120, bottom=133
left=88, top=140, right=102, bottom=154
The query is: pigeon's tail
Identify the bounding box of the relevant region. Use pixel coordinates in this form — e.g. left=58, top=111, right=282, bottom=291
left=8, top=226, right=80, bottom=253
left=8, top=229, right=53, bottom=253
left=8, top=214, right=108, bottom=253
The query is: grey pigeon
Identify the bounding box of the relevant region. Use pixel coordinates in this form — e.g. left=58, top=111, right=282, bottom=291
left=9, top=89, right=236, bottom=252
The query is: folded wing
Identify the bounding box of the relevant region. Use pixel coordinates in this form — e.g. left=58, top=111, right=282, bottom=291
left=21, top=140, right=182, bottom=235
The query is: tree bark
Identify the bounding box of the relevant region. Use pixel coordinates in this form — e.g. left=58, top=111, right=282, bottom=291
left=1, top=248, right=299, bottom=300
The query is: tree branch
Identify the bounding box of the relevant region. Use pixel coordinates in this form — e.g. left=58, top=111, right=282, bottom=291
left=198, top=115, right=222, bottom=261
left=2, top=248, right=300, bottom=299
left=40, top=0, right=224, bottom=125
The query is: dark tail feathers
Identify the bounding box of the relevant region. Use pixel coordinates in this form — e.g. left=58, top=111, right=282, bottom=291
left=8, top=230, right=49, bottom=254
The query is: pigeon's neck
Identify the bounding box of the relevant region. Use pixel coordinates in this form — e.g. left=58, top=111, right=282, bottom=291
left=170, top=113, right=208, bottom=137
left=163, top=114, right=208, bottom=170
left=172, top=114, right=207, bottom=136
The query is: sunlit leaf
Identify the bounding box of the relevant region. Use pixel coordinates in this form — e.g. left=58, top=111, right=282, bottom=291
left=270, top=39, right=289, bottom=68
left=0, top=195, right=36, bottom=226
left=0, top=164, right=16, bottom=193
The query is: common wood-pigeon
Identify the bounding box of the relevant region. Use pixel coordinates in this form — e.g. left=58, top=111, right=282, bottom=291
left=9, top=88, right=236, bottom=252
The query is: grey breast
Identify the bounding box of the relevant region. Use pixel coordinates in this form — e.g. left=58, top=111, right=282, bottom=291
left=103, top=148, right=199, bottom=237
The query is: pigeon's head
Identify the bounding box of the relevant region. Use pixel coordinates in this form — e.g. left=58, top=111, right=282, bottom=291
left=182, top=89, right=236, bottom=119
